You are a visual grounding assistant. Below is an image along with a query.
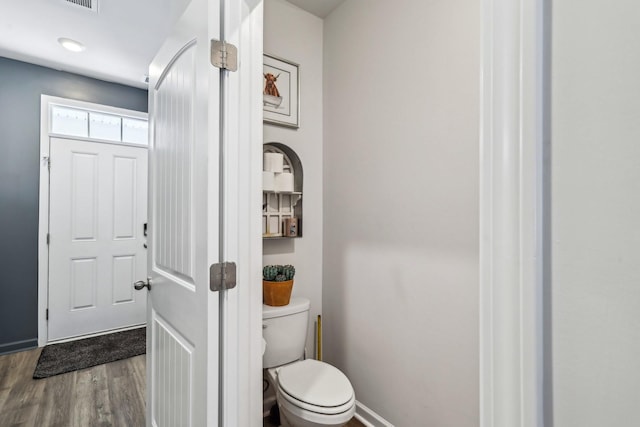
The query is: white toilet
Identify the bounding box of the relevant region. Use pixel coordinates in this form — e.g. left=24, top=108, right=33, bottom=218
left=263, top=297, right=356, bottom=427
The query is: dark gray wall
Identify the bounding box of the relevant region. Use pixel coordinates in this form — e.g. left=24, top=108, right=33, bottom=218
left=0, top=57, right=148, bottom=354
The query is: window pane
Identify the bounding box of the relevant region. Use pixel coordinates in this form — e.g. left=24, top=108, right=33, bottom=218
left=89, top=112, right=121, bottom=141
left=51, top=106, right=88, bottom=137
left=122, top=117, right=148, bottom=145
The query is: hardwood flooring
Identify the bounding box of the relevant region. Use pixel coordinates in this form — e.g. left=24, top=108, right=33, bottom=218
left=0, top=348, right=145, bottom=427
left=0, top=348, right=363, bottom=427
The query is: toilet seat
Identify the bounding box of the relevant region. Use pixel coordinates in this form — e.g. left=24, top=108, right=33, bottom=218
left=278, top=383, right=356, bottom=416
left=277, top=393, right=355, bottom=427
left=277, top=359, right=355, bottom=415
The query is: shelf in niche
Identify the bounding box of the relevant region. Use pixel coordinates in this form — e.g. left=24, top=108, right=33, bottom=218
left=263, top=235, right=302, bottom=240
left=263, top=142, right=303, bottom=239
left=263, top=191, right=302, bottom=195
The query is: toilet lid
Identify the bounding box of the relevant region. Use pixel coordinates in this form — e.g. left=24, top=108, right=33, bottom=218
left=277, top=359, right=353, bottom=408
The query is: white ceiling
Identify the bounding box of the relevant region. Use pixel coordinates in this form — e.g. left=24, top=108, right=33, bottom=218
left=0, top=0, right=190, bottom=89
left=285, top=0, right=345, bottom=18
left=0, top=0, right=343, bottom=89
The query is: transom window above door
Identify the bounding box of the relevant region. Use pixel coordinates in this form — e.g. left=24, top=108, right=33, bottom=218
left=50, top=105, right=148, bottom=145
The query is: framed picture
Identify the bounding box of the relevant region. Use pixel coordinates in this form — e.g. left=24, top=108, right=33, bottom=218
left=263, top=54, right=299, bottom=129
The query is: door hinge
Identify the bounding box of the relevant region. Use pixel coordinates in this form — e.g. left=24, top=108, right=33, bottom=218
left=46, top=233, right=50, bottom=245
left=46, top=309, right=49, bottom=320
left=210, top=262, right=237, bottom=292
left=42, top=156, right=50, bottom=170
left=210, top=40, right=238, bottom=72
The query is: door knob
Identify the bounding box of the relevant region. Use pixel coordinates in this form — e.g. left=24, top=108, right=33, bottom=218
left=134, top=277, right=152, bottom=291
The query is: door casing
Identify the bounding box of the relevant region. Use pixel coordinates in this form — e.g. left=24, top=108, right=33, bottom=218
left=38, top=95, right=149, bottom=346
left=479, top=0, right=546, bottom=426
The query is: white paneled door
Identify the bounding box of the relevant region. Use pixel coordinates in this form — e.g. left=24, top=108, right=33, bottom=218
left=48, top=137, right=148, bottom=342
left=145, top=0, right=221, bottom=425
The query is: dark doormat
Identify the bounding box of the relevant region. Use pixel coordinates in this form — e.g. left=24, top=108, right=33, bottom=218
left=33, top=327, right=146, bottom=379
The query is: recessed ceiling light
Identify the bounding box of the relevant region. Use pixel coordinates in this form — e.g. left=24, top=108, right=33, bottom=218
left=58, top=37, right=86, bottom=52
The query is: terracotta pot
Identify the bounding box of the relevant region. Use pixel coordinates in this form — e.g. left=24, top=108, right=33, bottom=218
left=263, top=279, right=294, bottom=306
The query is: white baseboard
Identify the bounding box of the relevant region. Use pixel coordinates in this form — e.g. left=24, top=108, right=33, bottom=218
left=355, top=400, right=394, bottom=427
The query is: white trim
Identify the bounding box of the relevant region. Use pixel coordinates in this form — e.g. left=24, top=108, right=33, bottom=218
left=479, top=0, right=545, bottom=426
left=218, top=0, right=264, bottom=425
left=47, top=133, right=148, bottom=148
left=38, top=96, right=50, bottom=347
left=37, top=94, right=148, bottom=347
left=355, top=401, right=394, bottom=427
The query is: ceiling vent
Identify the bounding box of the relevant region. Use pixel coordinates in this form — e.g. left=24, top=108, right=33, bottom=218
left=63, top=0, right=98, bottom=13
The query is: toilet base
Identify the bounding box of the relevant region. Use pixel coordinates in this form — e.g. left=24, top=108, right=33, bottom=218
left=276, top=388, right=355, bottom=427
left=278, top=401, right=354, bottom=427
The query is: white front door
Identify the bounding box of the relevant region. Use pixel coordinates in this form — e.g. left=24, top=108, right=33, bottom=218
left=144, top=0, right=221, bottom=425
left=48, top=137, right=148, bottom=342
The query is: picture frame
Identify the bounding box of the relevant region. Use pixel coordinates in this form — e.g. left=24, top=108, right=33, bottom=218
left=263, top=54, right=299, bottom=129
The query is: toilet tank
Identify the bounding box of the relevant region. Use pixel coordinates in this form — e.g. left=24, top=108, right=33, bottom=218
left=263, top=297, right=310, bottom=368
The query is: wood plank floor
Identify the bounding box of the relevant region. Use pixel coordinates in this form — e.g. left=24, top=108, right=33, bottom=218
left=0, top=348, right=363, bottom=427
left=0, top=348, right=145, bottom=427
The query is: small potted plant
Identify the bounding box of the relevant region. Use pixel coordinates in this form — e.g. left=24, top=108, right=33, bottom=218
left=263, top=264, right=295, bottom=306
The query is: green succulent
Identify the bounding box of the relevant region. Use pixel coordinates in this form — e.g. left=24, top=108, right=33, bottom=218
left=263, top=265, right=279, bottom=281
left=263, top=264, right=295, bottom=281
left=283, top=265, right=295, bottom=280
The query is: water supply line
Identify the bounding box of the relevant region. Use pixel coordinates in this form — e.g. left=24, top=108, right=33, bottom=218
left=317, top=315, right=322, bottom=361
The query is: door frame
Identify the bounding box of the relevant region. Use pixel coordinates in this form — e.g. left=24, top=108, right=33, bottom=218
left=144, top=0, right=264, bottom=422
left=479, top=0, right=547, bottom=426
left=38, top=95, right=149, bottom=346
left=218, top=0, right=264, bottom=423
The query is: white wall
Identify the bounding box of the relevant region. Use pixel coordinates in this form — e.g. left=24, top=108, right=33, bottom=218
left=551, top=1, right=640, bottom=425
left=263, top=0, right=323, bottom=355
left=323, top=1, right=479, bottom=425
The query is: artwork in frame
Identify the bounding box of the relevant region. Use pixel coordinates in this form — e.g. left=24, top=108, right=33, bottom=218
left=263, top=54, right=299, bottom=129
